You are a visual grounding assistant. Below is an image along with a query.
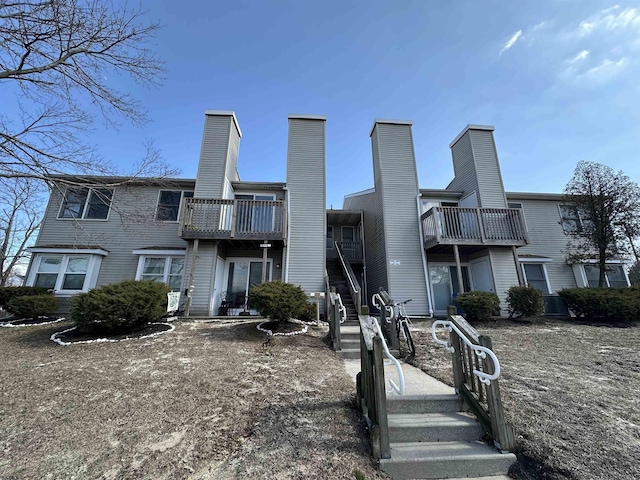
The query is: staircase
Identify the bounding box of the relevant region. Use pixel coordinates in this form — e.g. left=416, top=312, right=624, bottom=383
left=326, top=258, right=361, bottom=359
left=344, top=359, right=516, bottom=479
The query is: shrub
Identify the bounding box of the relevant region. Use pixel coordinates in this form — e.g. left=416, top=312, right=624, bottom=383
left=456, top=291, right=500, bottom=322
left=71, top=280, right=170, bottom=334
left=298, top=302, right=318, bottom=322
left=7, top=294, right=59, bottom=319
left=558, top=287, right=640, bottom=323
left=248, top=281, right=308, bottom=322
left=0, top=286, right=49, bottom=310
left=506, top=285, right=545, bottom=318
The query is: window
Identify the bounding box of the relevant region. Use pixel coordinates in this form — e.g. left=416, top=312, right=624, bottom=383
left=137, top=256, right=185, bottom=291
left=441, top=201, right=459, bottom=207
left=508, top=202, right=523, bottom=209
left=235, top=194, right=275, bottom=232
left=522, top=264, right=550, bottom=294
left=156, top=190, right=194, bottom=221
left=342, top=226, right=355, bottom=248
left=559, top=204, right=592, bottom=234
left=29, top=254, right=99, bottom=292
left=326, top=226, right=334, bottom=248
left=583, top=264, right=629, bottom=288
left=58, top=188, right=113, bottom=220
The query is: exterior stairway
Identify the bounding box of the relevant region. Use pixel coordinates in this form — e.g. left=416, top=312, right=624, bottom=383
left=327, top=258, right=361, bottom=359
left=344, top=358, right=516, bottom=480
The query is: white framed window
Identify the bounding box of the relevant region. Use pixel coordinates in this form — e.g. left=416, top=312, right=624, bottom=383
left=558, top=204, right=592, bottom=234
left=156, top=190, right=194, bottom=222
left=441, top=201, right=459, bottom=207
left=582, top=264, right=629, bottom=288
left=58, top=188, right=113, bottom=220
left=135, top=254, right=185, bottom=291
left=521, top=263, right=551, bottom=294
left=341, top=226, right=355, bottom=245
left=27, top=253, right=104, bottom=294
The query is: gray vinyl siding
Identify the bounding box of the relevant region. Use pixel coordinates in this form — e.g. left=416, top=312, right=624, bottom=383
left=508, top=197, right=578, bottom=291
left=285, top=118, right=326, bottom=294
left=226, top=123, right=241, bottom=183
left=489, top=248, right=521, bottom=315
left=344, top=190, right=388, bottom=307
left=372, top=123, right=429, bottom=316
left=34, top=184, right=190, bottom=292
left=186, top=242, right=216, bottom=316
left=194, top=115, right=232, bottom=198
left=471, top=130, right=508, bottom=209
left=448, top=133, right=479, bottom=197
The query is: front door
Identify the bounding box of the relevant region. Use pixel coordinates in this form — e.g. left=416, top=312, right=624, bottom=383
left=429, top=265, right=471, bottom=312
left=470, top=257, right=495, bottom=293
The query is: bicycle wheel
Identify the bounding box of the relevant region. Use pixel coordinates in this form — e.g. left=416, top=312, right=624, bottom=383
left=401, top=321, right=416, bottom=358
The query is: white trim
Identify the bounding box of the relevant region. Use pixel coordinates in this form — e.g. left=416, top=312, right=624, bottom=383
left=27, top=247, right=108, bottom=256
left=341, top=225, right=355, bottom=244
left=369, top=118, right=413, bottom=137
left=135, top=255, right=186, bottom=291
left=132, top=249, right=186, bottom=256
left=204, top=110, right=242, bottom=138
left=449, top=124, right=495, bottom=148
left=427, top=262, right=472, bottom=313
left=343, top=187, right=376, bottom=200
left=26, top=253, right=102, bottom=294
left=222, top=257, right=274, bottom=312
left=518, top=256, right=553, bottom=263
left=577, top=258, right=633, bottom=265
left=521, top=263, right=552, bottom=294
left=57, top=187, right=114, bottom=221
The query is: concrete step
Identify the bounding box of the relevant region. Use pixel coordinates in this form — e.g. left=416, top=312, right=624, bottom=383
left=340, top=339, right=360, bottom=349
left=380, top=441, right=516, bottom=480
left=388, top=412, right=482, bottom=443
left=337, top=348, right=361, bottom=360
left=386, top=394, right=462, bottom=414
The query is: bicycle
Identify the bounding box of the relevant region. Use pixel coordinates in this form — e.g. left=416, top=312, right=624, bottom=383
left=393, top=299, right=416, bottom=359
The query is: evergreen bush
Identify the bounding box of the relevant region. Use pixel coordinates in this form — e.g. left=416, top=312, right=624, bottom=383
left=0, top=286, right=49, bottom=310
left=248, top=281, right=308, bottom=322
left=558, top=286, right=640, bottom=323
left=71, top=280, right=170, bottom=333
left=7, top=294, right=59, bottom=319
left=456, top=291, right=500, bottom=322
left=506, top=285, right=545, bottom=318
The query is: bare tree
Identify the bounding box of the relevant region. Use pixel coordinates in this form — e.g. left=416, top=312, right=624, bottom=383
left=564, top=161, right=640, bottom=287
left=0, top=177, right=44, bottom=285
left=0, top=0, right=177, bottom=185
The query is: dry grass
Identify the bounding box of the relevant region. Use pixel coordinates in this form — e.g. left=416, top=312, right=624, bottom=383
left=0, top=319, right=389, bottom=480
left=408, top=317, right=640, bottom=480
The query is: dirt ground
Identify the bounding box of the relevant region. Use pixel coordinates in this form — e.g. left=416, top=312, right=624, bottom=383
left=409, top=317, right=640, bottom=480
left=0, top=319, right=389, bottom=480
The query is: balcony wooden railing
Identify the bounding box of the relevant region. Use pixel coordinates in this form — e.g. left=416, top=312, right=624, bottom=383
left=179, top=198, right=287, bottom=240
left=327, top=241, right=363, bottom=262
left=421, top=206, right=528, bottom=250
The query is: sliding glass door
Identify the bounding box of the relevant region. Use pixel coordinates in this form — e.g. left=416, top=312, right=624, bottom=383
left=226, top=260, right=272, bottom=310
left=429, top=265, right=471, bottom=312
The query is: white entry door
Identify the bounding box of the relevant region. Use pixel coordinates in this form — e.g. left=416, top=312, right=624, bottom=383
left=470, top=257, right=495, bottom=293
left=211, top=256, right=226, bottom=315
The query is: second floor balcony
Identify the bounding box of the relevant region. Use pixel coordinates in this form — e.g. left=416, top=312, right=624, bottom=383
left=179, top=198, right=287, bottom=241
left=421, top=206, right=528, bottom=250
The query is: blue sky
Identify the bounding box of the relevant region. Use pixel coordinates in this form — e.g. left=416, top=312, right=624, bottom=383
left=88, top=1, right=640, bottom=208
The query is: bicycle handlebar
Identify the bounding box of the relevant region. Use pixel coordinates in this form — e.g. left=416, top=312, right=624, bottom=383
left=393, top=298, right=412, bottom=306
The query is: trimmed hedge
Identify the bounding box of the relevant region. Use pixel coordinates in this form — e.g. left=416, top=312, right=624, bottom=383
left=506, top=285, right=545, bottom=318
left=457, top=291, right=500, bottom=322
left=7, top=294, right=59, bottom=319
left=0, top=286, right=50, bottom=309
left=71, top=280, right=170, bottom=334
left=558, top=286, right=640, bottom=323
left=248, top=281, right=308, bottom=322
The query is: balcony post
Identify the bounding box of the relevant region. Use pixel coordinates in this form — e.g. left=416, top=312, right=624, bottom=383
left=230, top=199, right=237, bottom=238
left=453, top=244, right=465, bottom=294
left=477, top=208, right=487, bottom=243
left=512, top=246, right=525, bottom=286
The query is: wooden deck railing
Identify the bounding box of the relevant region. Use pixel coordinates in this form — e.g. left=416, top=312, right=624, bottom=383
left=179, top=198, right=287, bottom=240
left=421, top=206, right=528, bottom=249
left=356, top=316, right=391, bottom=460
left=433, top=311, right=516, bottom=452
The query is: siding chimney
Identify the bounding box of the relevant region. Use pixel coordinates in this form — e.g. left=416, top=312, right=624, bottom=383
left=285, top=114, right=326, bottom=294
left=194, top=110, right=242, bottom=199
left=448, top=125, right=507, bottom=208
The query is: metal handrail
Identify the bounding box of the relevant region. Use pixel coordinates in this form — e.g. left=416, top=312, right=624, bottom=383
left=371, top=294, right=405, bottom=395
left=336, top=293, right=347, bottom=324
left=335, top=240, right=358, bottom=293
left=431, top=319, right=501, bottom=385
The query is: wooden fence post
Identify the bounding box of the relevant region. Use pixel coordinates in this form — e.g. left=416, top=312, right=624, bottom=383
left=373, top=336, right=391, bottom=459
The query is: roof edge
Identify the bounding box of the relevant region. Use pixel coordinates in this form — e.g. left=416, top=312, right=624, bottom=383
left=449, top=124, right=495, bottom=148
left=204, top=110, right=242, bottom=138
left=369, top=118, right=413, bottom=137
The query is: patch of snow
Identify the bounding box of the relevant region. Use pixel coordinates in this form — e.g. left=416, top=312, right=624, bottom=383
left=0, top=317, right=65, bottom=328
left=50, top=322, right=175, bottom=346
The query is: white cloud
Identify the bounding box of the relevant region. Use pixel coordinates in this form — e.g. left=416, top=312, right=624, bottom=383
left=577, top=6, right=640, bottom=36
left=532, top=21, right=549, bottom=32
left=584, top=57, right=629, bottom=76
left=568, top=50, right=590, bottom=63
left=499, top=30, right=523, bottom=55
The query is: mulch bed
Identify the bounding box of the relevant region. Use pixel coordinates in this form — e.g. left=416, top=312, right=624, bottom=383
left=53, top=322, right=172, bottom=344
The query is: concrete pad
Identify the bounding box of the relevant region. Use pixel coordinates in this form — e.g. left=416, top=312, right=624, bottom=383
left=342, top=358, right=455, bottom=397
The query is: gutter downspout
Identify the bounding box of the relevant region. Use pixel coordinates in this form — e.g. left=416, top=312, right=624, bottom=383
left=416, top=194, right=434, bottom=317
left=284, top=187, right=291, bottom=283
